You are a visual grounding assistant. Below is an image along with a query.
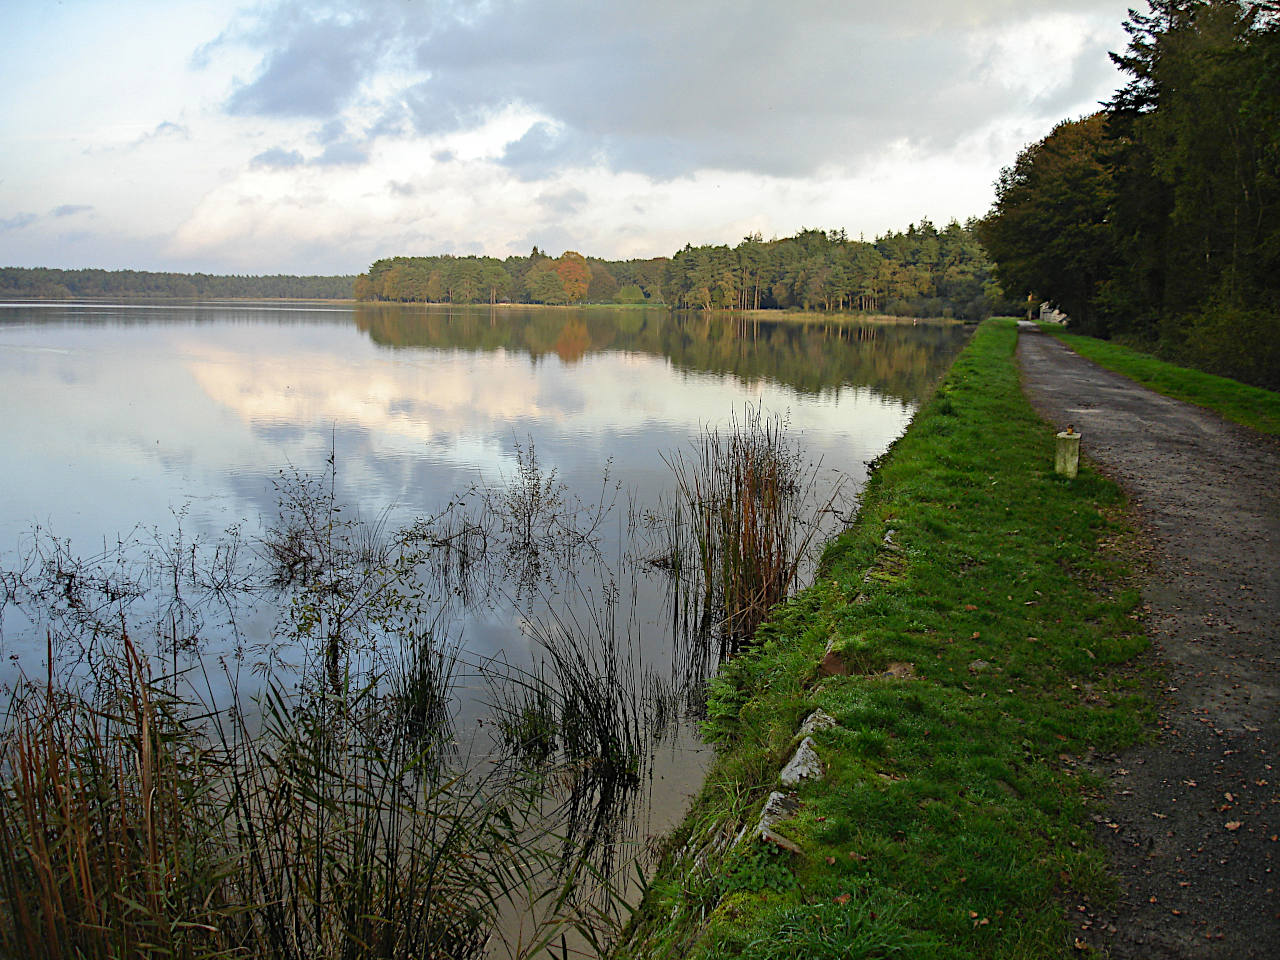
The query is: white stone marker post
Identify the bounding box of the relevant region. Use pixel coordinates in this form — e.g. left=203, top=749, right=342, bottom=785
left=1055, top=426, right=1081, bottom=478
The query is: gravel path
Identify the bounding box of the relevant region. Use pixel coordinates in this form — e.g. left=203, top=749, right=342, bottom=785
left=1017, top=323, right=1279, bottom=959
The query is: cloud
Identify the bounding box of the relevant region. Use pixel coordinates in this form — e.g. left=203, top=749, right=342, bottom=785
left=146, top=120, right=190, bottom=141
left=225, top=12, right=384, bottom=118
left=313, top=140, right=369, bottom=166
left=499, top=122, right=596, bottom=180
left=78, top=120, right=193, bottom=157
left=250, top=142, right=367, bottom=170
left=309, top=119, right=369, bottom=165
left=216, top=0, right=1129, bottom=184
left=405, top=0, right=1126, bottom=178
left=537, top=187, right=588, bottom=217
left=52, top=204, right=94, bottom=218
left=1, top=213, right=38, bottom=231
left=251, top=147, right=306, bottom=169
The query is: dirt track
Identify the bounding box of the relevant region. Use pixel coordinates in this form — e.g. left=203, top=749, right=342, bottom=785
left=1017, top=324, right=1279, bottom=959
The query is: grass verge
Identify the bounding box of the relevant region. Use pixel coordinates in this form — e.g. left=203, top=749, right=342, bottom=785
left=615, top=318, right=1153, bottom=959
left=1038, top=323, right=1280, bottom=436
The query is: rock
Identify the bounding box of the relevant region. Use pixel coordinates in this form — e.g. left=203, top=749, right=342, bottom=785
left=799, top=709, right=838, bottom=738
left=735, top=790, right=803, bottom=854
left=758, top=825, right=805, bottom=855
left=969, top=659, right=991, bottom=673
left=780, top=736, right=823, bottom=786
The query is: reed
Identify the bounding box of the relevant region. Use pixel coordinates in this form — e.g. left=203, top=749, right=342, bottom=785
left=0, top=633, right=566, bottom=960
left=659, top=407, right=843, bottom=653
left=0, top=637, right=233, bottom=960
left=483, top=582, right=661, bottom=934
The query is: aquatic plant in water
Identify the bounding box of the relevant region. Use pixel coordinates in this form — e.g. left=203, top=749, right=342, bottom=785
left=654, top=405, right=846, bottom=654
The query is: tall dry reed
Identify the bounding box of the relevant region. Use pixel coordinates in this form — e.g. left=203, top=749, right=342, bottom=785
left=660, top=406, right=843, bottom=653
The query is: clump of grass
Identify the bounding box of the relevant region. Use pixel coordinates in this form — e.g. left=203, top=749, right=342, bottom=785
left=657, top=406, right=844, bottom=655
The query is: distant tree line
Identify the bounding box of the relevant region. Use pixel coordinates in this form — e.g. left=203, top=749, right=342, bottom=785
left=356, top=220, right=1010, bottom=321
left=976, top=0, right=1280, bottom=388
left=658, top=222, right=1005, bottom=319
left=0, top=267, right=354, bottom=300
left=355, top=249, right=666, bottom=308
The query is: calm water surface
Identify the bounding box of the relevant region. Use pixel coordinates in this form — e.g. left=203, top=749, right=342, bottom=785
left=0, top=299, right=968, bottom=873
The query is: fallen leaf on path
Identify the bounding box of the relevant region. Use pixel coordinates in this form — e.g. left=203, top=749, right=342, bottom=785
left=1225, top=821, right=1243, bottom=831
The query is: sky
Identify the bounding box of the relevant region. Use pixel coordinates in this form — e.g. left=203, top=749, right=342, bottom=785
left=0, top=0, right=1138, bottom=276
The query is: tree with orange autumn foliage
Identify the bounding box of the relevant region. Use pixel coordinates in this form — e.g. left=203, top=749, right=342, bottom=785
left=553, top=251, right=591, bottom=303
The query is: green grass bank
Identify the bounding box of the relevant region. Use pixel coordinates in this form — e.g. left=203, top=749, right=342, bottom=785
left=615, top=318, right=1153, bottom=959
left=1038, top=323, right=1280, bottom=437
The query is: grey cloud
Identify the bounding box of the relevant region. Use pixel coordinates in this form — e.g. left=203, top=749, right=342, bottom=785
left=315, top=119, right=348, bottom=144
left=224, top=0, right=1129, bottom=179
left=400, top=77, right=494, bottom=137
left=309, top=120, right=369, bottom=166
left=80, top=120, right=191, bottom=157
left=499, top=122, right=597, bottom=180
left=251, top=147, right=306, bottom=169
left=366, top=104, right=409, bottom=139
left=52, top=204, right=93, bottom=218
left=1, top=213, right=37, bottom=231
left=313, top=140, right=369, bottom=166
left=1029, top=39, right=1122, bottom=117
left=537, top=188, right=588, bottom=217
left=412, top=0, right=1126, bottom=178
left=147, top=121, right=190, bottom=141
left=388, top=180, right=417, bottom=196
left=226, top=13, right=382, bottom=117
left=250, top=142, right=366, bottom=169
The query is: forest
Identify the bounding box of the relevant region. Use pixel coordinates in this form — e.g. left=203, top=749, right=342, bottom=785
left=977, top=0, right=1279, bottom=389
left=0, top=267, right=354, bottom=300
left=355, top=220, right=1013, bottom=322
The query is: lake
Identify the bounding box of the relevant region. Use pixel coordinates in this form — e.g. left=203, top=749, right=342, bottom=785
left=0, top=299, right=968, bottom=942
